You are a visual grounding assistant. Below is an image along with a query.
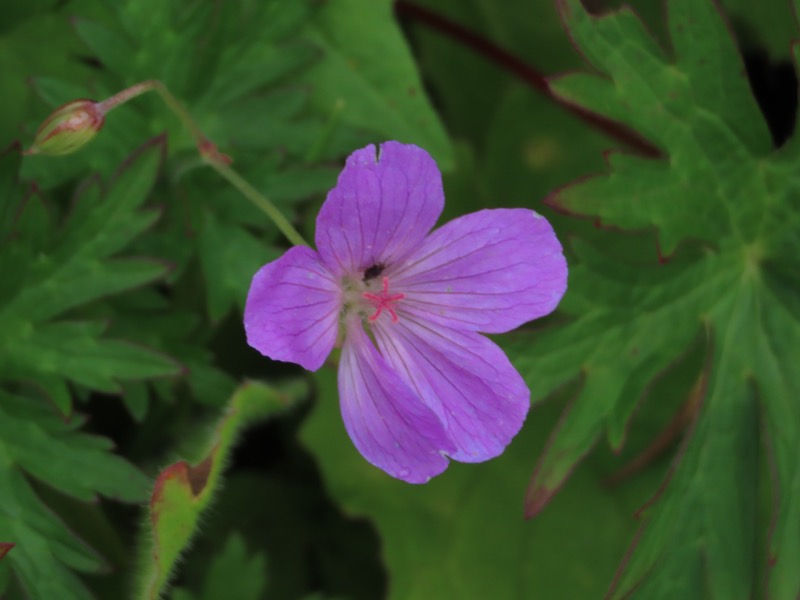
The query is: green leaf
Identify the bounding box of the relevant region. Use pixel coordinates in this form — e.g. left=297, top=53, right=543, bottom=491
left=301, top=368, right=656, bottom=599
left=0, top=138, right=181, bottom=414
left=23, top=0, right=328, bottom=187
left=409, top=0, right=583, bottom=148
left=0, top=9, right=91, bottom=147
left=709, top=0, right=794, bottom=59
left=179, top=469, right=386, bottom=600
left=72, top=17, right=136, bottom=76
left=23, top=0, right=350, bottom=340
left=552, top=1, right=771, bottom=256
left=508, top=0, right=800, bottom=597
left=0, top=390, right=150, bottom=600
left=134, top=379, right=306, bottom=600
left=171, top=533, right=267, bottom=600
left=0, top=142, right=22, bottom=238
left=300, top=0, right=454, bottom=168
left=198, top=209, right=280, bottom=322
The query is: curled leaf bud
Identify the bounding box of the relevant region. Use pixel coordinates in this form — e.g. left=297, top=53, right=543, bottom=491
left=24, top=100, right=105, bottom=156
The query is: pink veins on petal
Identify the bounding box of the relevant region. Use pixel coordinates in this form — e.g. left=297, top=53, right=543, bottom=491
left=362, top=277, right=405, bottom=323
left=244, top=140, right=569, bottom=484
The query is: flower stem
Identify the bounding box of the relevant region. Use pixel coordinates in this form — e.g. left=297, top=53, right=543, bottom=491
left=206, top=160, right=308, bottom=247
left=98, top=80, right=309, bottom=246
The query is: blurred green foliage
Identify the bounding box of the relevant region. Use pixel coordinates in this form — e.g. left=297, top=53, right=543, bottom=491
left=0, top=0, right=797, bottom=599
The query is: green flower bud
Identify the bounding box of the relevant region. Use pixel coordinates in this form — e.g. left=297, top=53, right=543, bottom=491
left=25, top=100, right=105, bottom=156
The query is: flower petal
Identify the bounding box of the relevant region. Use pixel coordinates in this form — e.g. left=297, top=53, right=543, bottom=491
left=315, top=141, right=444, bottom=276
left=394, top=208, right=567, bottom=333
left=339, top=318, right=454, bottom=483
left=373, top=317, right=530, bottom=463
left=244, top=246, right=341, bottom=371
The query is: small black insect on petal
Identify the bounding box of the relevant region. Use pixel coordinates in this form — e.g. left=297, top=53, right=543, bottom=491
left=363, top=262, right=386, bottom=282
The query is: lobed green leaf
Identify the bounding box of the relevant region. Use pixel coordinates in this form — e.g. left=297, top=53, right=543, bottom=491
left=0, top=391, right=150, bottom=600
left=0, top=138, right=182, bottom=413
left=300, top=0, right=454, bottom=168
left=509, top=0, right=800, bottom=597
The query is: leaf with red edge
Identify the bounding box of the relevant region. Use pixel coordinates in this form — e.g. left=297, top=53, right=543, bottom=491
left=505, top=0, right=800, bottom=597
left=0, top=544, right=13, bottom=561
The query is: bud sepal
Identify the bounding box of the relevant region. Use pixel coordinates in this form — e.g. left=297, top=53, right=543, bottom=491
left=24, top=100, right=106, bottom=156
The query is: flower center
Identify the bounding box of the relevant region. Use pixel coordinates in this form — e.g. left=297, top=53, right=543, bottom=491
left=361, top=277, right=405, bottom=323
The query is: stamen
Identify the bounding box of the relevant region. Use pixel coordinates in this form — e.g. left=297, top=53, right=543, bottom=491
left=362, top=277, right=405, bottom=323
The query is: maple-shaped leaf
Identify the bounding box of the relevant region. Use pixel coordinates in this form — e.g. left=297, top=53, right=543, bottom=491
left=0, top=138, right=182, bottom=415
left=508, top=0, right=800, bottom=597
left=0, top=390, right=151, bottom=600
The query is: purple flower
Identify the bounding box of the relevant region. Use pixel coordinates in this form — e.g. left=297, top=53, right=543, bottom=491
left=245, top=142, right=567, bottom=483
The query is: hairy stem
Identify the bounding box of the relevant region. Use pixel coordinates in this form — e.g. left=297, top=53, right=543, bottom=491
left=208, top=160, right=308, bottom=247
